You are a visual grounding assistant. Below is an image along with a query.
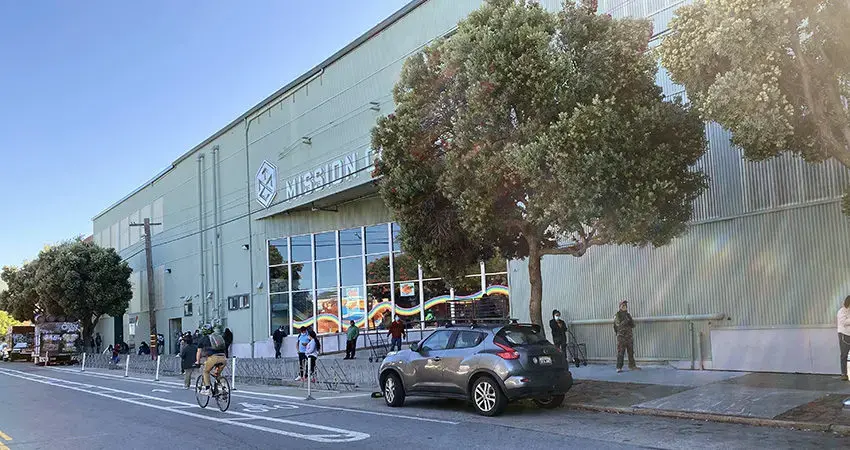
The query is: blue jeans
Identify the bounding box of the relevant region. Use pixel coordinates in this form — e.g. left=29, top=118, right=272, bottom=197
left=390, top=337, right=402, bottom=352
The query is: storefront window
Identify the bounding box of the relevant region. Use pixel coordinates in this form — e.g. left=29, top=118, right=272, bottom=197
left=270, top=293, right=290, bottom=334
left=291, top=262, right=313, bottom=291
left=314, top=232, right=336, bottom=260
left=365, top=224, right=390, bottom=255
left=269, top=266, right=289, bottom=293
left=292, top=290, right=315, bottom=330
left=394, top=282, right=420, bottom=326
left=366, top=254, right=391, bottom=284
left=268, top=238, right=288, bottom=265
left=268, top=222, right=509, bottom=336
left=290, top=235, right=312, bottom=262
left=315, top=260, right=337, bottom=289
left=341, top=286, right=366, bottom=331
left=367, top=284, right=392, bottom=330
left=339, top=228, right=362, bottom=257
left=316, top=289, right=340, bottom=334
left=340, top=256, right=363, bottom=286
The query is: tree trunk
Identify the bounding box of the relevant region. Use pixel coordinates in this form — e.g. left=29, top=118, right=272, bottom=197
left=527, top=239, right=544, bottom=327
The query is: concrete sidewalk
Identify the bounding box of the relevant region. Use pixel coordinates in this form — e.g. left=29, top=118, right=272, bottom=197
left=566, top=364, right=850, bottom=435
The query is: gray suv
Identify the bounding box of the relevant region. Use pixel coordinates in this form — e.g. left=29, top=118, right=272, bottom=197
left=378, top=323, right=573, bottom=416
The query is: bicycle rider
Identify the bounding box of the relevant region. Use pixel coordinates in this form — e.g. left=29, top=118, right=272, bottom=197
left=195, top=324, right=227, bottom=396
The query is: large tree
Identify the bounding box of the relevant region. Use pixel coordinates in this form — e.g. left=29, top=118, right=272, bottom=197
left=658, top=0, right=850, bottom=210
left=0, top=310, right=24, bottom=339
left=372, top=0, right=708, bottom=325
left=0, top=240, right=132, bottom=344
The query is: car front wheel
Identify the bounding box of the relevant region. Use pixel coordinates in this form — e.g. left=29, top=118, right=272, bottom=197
left=533, top=394, right=565, bottom=409
left=383, top=373, right=405, bottom=407
left=472, top=376, right=507, bottom=416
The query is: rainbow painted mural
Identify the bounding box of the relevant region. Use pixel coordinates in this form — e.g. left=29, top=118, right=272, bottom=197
left=292, top=285, right=509, bottom=330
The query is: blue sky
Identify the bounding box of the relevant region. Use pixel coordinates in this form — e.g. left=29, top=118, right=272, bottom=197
left=0, top=0, right=410, bottom=268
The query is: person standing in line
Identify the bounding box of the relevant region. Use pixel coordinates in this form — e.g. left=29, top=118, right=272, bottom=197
left=272, top=325, right=287, bottom=359
left=614, top=300, right=640, bottom=373
left=305, top=330, right=321, bottom=383
left=88, top=336, right=96, bottom=353
left=180, top=335, right=199, bottom=389
left=223, top=328, right=234, bottom=358
left=837, top=296, right=850, bottom=380
left=344, top=320, right=360, bottom=360
left=549, top=309, right=569, bottom=368
left=295, top=327, right=310, bottom=381
left=95, top=333, right=102, bottom=354
left=388, top=316, right=406, bottom=352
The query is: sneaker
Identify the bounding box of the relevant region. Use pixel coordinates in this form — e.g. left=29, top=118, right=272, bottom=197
left=199, top=387, right=211, bottom=396
left=629, top=366, right=641, bottom=371
left=311, top=377, right=317, bottom=383
left=294, top=376, right=302, bottom=381
left=616, top=368, right=623, bottom=373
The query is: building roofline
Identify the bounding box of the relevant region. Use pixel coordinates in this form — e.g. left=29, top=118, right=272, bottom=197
left=92, top=0, right=427, bottom=222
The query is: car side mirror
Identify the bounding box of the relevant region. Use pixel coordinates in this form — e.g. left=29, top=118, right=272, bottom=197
left=410, top=343, right=420, bottom=353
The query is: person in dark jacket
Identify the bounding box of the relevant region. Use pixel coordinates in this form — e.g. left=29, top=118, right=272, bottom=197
left=549, top=309, right=569, bottom=368
left=95, top=333, right=103, bottom=354
left=614, top=300, right=640, bottom=372
left=180, top=336, right=199, bottom=389
left=138, top=342, right=151, bottom=355
left=272, top=325, right=287, bottom=359
left=223, top=328, right=234, bottom=358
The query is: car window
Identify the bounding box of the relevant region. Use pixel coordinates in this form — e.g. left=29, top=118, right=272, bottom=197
left=420, top=330, right=453, bottom=351
left=496, top=325, right=548, bottom=346
left=453, top=331, right=486, bottom=349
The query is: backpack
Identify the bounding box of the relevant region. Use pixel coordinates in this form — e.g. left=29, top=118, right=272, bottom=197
left=208, top=333, right=226, bottom=351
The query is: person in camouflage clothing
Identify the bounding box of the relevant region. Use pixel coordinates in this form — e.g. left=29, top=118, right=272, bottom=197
left=614, top=300, right=640, bottom=372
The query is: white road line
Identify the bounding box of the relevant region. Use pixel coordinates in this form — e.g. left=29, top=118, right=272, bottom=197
left=46, top=367, right=459, bottom=425
left=0, top=368, right=369, bottom=443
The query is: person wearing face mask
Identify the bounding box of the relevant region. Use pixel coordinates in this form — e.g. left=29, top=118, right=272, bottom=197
left=614, top=300, right=640, bottom=373
left=549, top=310, right=569, bottom=368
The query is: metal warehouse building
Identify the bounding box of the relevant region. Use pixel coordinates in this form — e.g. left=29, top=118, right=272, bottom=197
left=92, top=0, right=850, bottom=374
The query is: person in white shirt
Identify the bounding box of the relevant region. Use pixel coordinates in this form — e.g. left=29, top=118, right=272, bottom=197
left=837, top=296, right=850, bottom=380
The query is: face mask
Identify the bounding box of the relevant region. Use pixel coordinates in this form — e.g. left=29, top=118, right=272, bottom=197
left=554, top=315, right=560, bottom=320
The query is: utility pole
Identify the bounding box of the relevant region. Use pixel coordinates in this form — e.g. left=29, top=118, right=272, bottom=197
left=131, top=218, right=161, bottom=360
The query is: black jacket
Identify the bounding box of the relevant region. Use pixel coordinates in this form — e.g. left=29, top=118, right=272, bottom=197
left=224, top=329, right=233, bottom=345
left=549, top=318, right=567, bottom=344
left=180, top=343, right=198, bottom=370
left=272, top=328, right=287, bottom=343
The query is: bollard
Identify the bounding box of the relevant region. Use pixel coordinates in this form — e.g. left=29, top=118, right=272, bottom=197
left=81, top=353, right=86, bottom=372
left=124, top=354, right=130, bottom=377
left=305, top=357, right=315, bottom=401
left=231, top=357, right=237, bottom=391
left=155, top=355, right=161, bottom=381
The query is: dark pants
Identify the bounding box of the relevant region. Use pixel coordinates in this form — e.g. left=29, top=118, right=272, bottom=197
left=298, top=352, right=307, bottom=378
left=274, top=340, right=282, bottom=359
left=616, top=337, right=636, bottom=369
left=840, top=333, right=850, bottom=377
left=554, top=341, right=569, bottom=369
left=345, top=339, right=356, bottom=359
left=308, top=356, right=317, bottom=376
left=390, top=337, right=402, bottom=352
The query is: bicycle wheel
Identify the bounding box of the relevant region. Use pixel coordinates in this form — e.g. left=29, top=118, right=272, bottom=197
left=215, top=376, right=231, bottom=412
left=195, top=374, right=209, bottom=408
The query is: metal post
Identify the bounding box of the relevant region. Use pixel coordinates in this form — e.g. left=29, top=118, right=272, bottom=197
left=124, top=354, right=130, bottom=377
left=231, top=357, right=237, bottom=391
left=81, top=352, right=86, bottom=372
left=131, top=218, right=162, bottom=361
left=698, top=332, right=704, bottom=370
left=305, top=357, right=315, bottom=401
left=155, top=355, right=161, bottom=381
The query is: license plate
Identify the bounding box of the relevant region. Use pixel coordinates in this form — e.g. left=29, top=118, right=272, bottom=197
left=539, top=356, right=552, bottom=365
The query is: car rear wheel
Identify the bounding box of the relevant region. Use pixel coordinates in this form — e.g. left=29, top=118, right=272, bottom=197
left=472, top=376, right=507, bottom=416
left=533, top=394, right=565, bottom=409
left=383, top=373, right=405, bottom=407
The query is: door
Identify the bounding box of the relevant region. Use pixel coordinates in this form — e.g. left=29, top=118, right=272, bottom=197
left=169, top=318, right=182, bottom=355
left=113, top=316, right=123, bottom=347
left=440, top=330, right=488, bottom=394
left=409, top=330, right=455, bottom=392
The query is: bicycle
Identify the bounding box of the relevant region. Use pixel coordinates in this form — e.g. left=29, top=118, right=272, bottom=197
left=195, top=361, right=231, bottom=412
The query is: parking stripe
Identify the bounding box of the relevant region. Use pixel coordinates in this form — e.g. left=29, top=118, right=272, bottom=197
left=0, top=368, right=369, bottom=443
left=0, top=430, right=10, bottom=441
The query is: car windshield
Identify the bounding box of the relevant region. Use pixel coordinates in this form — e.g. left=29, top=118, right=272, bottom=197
left=497, top=325, right=548, bottom=346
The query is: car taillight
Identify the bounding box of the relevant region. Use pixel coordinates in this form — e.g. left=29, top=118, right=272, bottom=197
left=494, top=342, right=519, bottom=360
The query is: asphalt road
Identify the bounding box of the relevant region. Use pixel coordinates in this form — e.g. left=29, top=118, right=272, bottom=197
left=0, top=363, right=847, bottom=449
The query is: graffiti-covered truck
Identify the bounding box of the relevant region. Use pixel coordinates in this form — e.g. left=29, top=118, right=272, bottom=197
left=4, top=325, right=35, bottom=361
left=33, top=319, right=82, bottom=365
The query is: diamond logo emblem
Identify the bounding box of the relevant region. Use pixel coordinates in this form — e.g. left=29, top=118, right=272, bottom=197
left=256, top=160, right=278, bottom=209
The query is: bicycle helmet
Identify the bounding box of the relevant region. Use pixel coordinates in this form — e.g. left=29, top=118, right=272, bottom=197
left=201, top=324, right=214, bottom=335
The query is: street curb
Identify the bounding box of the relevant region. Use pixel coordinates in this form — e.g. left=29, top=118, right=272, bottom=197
left=567, top=403, right=850, bottom=436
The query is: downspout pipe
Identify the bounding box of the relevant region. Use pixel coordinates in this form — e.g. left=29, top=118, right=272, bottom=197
left=212, top=146, right=222, bottom=326
left=244, top=118, right=256, bottom=358
left=197, top=154, right=206, bottom=326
